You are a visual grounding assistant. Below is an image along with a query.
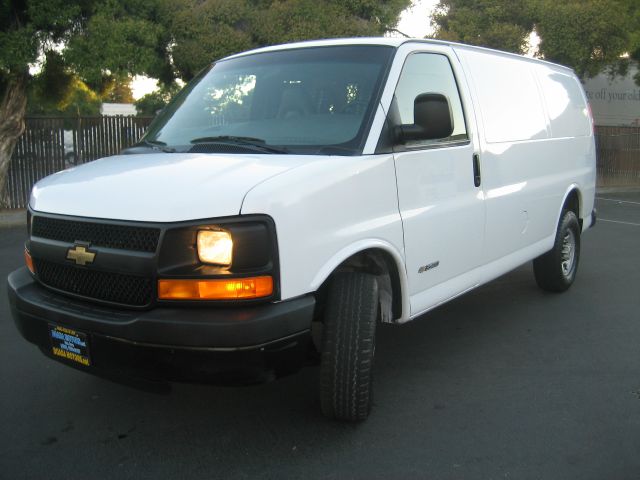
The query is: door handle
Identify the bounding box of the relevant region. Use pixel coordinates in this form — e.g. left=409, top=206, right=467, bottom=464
left=472, top=153, right=481, bottom=187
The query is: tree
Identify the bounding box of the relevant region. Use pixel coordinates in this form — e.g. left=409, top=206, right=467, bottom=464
left=27, top=52, right=101, bottom=117
left=165, top=0, right=411, bottom=79
left=99, top=76, right=135, bottom=104
left=0, top=0, right=167, bottom=207
left=432, top=0, right=534, bottom=54
left=29, top=77, right=102, bottom=117
left=627, top=0, right=640, bottom=83
left=0, top=0, right=410, bottom=207
left=134, top=82, right=181, bottom=116
left=432, top=0, right=640, bottom=80
left=534, top=0, right=635, bottom=79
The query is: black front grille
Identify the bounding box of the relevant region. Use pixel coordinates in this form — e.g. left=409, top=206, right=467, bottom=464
left=34, top=259, right=153, bottom=307
left=32, top=216, right=160, bottom=253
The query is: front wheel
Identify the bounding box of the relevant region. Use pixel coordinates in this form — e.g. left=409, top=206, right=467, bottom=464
left=319, top=272, right=378, bottom=422
left=533, top=209, right=581, bottom=292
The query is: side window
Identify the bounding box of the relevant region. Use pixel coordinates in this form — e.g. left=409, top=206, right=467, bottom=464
left=393, top=53, right=468, bottom=147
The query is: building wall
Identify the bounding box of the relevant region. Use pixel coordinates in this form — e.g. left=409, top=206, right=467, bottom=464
left=583, top=63, right=640, bottom=126
left=100, top=103, right=137, bottom=116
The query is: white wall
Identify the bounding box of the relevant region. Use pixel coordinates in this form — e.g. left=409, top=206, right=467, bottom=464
left=583, top=63, right=640, bottom=126
left=100, top=103, right=137, bottom=116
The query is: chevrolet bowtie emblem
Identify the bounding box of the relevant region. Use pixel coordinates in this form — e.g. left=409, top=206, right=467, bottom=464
left=66, top=245, right=96, bottom=266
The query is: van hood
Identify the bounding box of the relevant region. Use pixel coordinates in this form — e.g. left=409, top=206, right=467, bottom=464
left=30, top=153, right=314, bottom=222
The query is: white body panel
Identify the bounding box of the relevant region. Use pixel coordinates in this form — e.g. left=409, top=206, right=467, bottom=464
left=30, top=38, right=597, bottom=323
left=240, top=154, right=407, bottom=307
left=454, top=46, right=596, bottom=265
left=30, top=153, right=314, bottom=222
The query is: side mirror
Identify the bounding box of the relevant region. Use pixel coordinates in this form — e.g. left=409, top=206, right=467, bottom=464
left=395, top=93, right=453, bottom=144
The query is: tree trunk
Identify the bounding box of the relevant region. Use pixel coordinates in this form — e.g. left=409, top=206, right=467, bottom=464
left=0, top=74, right=28, bottom=209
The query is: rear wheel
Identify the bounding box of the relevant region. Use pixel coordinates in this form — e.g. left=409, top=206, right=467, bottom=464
left=319, top=272, right=378, bottom=422
left=533, top=209, right=581, bottom=292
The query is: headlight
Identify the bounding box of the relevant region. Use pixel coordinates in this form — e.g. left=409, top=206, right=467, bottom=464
left=197, top=230, right=233, bottom=266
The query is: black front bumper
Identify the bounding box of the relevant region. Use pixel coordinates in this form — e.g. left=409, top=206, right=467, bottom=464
left=7, top=267, right=316, bottom=386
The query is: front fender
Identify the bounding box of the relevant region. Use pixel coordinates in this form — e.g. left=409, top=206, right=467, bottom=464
left=310, top=239, right=410, bottom=322
left=240, top=153, right=406, bottom=316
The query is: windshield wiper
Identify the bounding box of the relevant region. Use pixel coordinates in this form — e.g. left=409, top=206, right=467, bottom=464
left=189, top=136, right=289, bottom=154
left=139, top=139, right=176, bottom=153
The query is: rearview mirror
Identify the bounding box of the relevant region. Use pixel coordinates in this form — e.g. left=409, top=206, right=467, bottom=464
left=395, top=93, right=454, bottom=144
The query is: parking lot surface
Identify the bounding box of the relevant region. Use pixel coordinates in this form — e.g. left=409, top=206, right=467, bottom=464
left=1, top=192, right=639, bottom=479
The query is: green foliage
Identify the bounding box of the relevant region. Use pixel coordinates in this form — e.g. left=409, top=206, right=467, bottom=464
left=166, top=0, right=411, bottom=80
left=432, top=0, right=534, bottom=53
left=432, top=0, right=640, bottom=81
left=3, top=0, right=410, bottom=103
left=26, top=52, right=101, bottom=116
left=0, top=0, right=85, bottom=75
left=27, top=54, right=134, bottom=115
left=27, top=52, right=74, bottom=111
left=628, top=0, right=640, bottom=60
left=166, top=0, right=254, bottom=80
left=56, top=78, right=102, bottom=116
left=341, top=0, right=414, bottom=27
left=99, top=76, right=135, bottom=104
left=28, top=76, right=102, bottom=116
left=64, top=0, right=168, bottom=87
left=134, top=82, right=181, bottom=116
left=534, top=0, right=634, bottom=79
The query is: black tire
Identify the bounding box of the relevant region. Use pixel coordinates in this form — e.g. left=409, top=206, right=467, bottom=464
left=319, top=272, right=378, bottom=422
left=533, top=209, right=581, bottom=292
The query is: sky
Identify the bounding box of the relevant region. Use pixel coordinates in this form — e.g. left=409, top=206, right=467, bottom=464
left=131, top=0, right=439, bottom=100
left=393, top=0, right=438, bottom=39
left=131, top=75, right=159, bottom=100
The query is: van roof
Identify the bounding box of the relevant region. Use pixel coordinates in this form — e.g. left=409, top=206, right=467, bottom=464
left=222, top=37, right=574, bottom=74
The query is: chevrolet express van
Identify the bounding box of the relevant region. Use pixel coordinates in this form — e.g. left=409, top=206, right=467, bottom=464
left=8, top=38, right=596, bottom=421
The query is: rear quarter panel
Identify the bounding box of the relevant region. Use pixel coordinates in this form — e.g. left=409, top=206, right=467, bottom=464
left=454, top=46, right=596, bottom=264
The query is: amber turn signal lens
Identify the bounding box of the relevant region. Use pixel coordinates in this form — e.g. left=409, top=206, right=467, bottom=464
left=158, top=276, right=273, bottom=300
left=24, top=249, right=35, bottom=274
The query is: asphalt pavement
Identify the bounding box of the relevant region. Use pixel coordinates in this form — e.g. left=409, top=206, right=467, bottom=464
left=1, top=192, right=639, bottom=480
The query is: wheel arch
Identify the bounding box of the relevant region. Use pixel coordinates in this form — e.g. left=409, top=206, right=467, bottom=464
left=558, top=184, right=583, bottom=229
left=310, top=240, right=409, bottom=323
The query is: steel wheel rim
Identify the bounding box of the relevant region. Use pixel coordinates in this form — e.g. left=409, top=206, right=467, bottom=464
left=561, top=229, right=576, bottom=277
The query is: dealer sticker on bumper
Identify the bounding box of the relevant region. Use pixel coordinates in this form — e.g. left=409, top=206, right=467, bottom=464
left=49, top=325, right=91, bottom=366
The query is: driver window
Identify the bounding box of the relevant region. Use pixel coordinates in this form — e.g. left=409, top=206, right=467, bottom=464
left=394, top=53, right=468, bottom=147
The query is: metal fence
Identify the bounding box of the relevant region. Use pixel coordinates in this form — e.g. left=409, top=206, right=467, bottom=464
left=6, top=115, right=153, bottom=208
left=4, top=118, right=640, bottom=209
left=6, top=117, right=66, bottom=210
left=594, top=126, right=640, bottom=187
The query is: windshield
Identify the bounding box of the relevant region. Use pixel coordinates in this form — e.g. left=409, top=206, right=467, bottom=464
left=143, top=45, right=395, bottom=155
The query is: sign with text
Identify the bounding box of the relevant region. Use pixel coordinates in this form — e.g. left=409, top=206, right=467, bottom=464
left=583, top=63, right=640, bottom=126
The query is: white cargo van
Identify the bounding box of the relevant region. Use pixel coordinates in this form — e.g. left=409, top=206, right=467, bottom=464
left=8, top=38, right=596, bottom=421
